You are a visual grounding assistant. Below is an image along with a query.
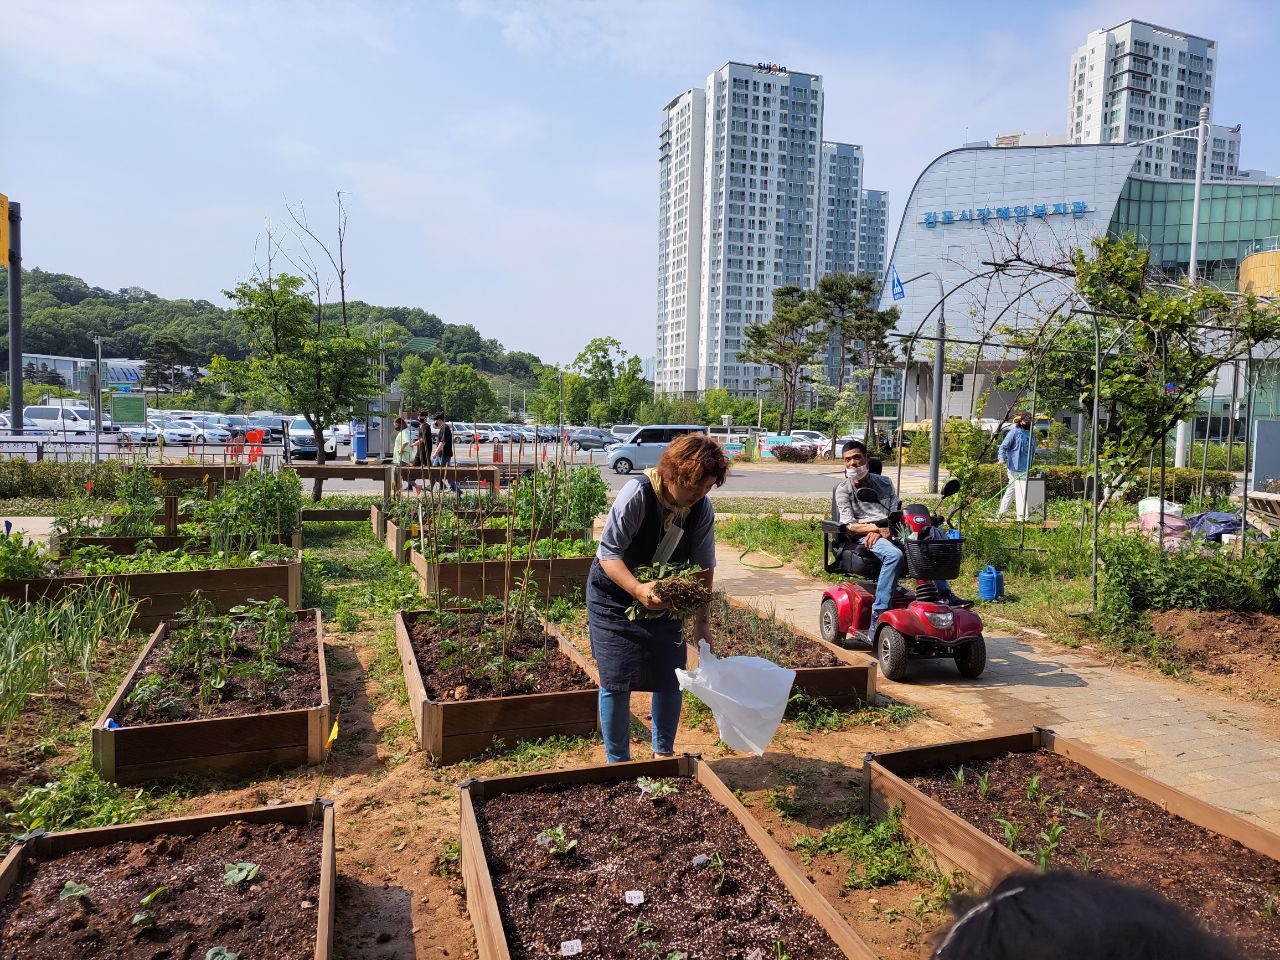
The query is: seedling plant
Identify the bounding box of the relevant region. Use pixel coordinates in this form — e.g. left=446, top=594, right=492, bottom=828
left=627, top=562, right=713, bottom=621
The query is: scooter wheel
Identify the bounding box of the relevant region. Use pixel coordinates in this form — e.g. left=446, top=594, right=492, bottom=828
left=819, top=598, right=845, bottom=645
left=955, top=636, right=987, bottom=678
left=876, top=625, right=910, bottom=682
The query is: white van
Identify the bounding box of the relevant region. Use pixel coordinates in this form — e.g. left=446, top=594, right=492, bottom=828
left=25, top=404, right=95, bottom=435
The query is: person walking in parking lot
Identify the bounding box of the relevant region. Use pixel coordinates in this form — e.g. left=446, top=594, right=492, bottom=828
left=431, top=413, right=458, bottom=494
left=392, top=416, right=415, bottom=495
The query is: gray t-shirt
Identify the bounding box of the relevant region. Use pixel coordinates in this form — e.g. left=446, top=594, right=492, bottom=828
left=597, top=478, right=717, bottom=569
left=834, top=474, right=896, bottom=526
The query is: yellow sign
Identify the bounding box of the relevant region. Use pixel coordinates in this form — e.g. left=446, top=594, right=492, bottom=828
left=0, top=194, right=8, bottom=264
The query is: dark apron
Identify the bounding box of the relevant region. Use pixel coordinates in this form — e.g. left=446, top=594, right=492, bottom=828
left=586, top=477, right=708, bottom=693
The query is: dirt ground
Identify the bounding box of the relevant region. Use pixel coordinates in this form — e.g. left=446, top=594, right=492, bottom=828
left=1, top=524, right=965, bottom=960
left=1151, top=608, right=1280, bottom=708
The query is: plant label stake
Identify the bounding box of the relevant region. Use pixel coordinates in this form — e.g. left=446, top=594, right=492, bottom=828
left=560, top=939, right=583, bottom=956
left=624, top=889, right=645, bottom=905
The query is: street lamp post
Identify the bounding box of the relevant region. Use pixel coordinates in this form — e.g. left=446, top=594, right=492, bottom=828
left=897, top=270, right=947, bottom=494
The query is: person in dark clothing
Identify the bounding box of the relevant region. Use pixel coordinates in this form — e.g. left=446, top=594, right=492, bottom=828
left=414, top=411, right=433, bottom=466
left=430, top=413, right=457, bottom=494
left=588, top=433, right=729, bottom=762
left=931, top=870, right=1240, bottom=960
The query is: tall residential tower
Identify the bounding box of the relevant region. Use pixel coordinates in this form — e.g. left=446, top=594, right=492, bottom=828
left=655, top=62, right=888, bottom=397
left=1068, top=20, right=1240, bottom=180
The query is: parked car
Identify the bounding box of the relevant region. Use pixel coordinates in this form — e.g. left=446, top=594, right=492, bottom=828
left=609, top=423, right=641, bottom=442
left=567, top=427, right=615, bottom=452
left=508, top=424, right=537, bottom=442
left=24, top=404, right=95, bottom=435
left=787, top=430, right=833, bottom=459
left=245, top=416, right=285, bottom=441
left=0, top=414, right=48, bottom=437
left=451, top=422, right=476, bottom=444
left=287, top=416, right=338, bottom=459
left=149, top=418, right=197, bottom=443
left=323, top=422, right=353, bottom=444
left=120, top=418, right=191, bottom=445
left=606, top=424, right=709, bottom=474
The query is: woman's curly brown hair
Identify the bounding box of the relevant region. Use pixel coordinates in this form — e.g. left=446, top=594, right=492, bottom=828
left=655, top=433, right=730, bottom=490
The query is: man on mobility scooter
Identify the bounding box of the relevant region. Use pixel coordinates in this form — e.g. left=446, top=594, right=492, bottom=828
left=818, top=439, right=986, bottom=681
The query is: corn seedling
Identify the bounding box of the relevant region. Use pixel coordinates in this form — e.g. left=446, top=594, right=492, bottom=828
left=1077, top=851, right=1098, bottom=873
left=131, top=885, right=168, bottom=927
left=976, top=772, right=991, bottom=798
left=950, top=766, right=966, bottom=789
left=1093, top=809, right=1109, bottom=841
left=994, top=818, right=1026, bottom=852
left=1034, top=824, right=1066, bottom=871
left=1024, top=774, right=1042, bottom=804
left=709, top=850, right=729, bottom=893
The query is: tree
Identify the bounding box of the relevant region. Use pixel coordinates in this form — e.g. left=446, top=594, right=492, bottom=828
left=142, top=331, right=198, bottom=394
left=844, top=288, right=899, bottom=446
left=739, top=286, right=827, bottom=432
left=528, top=366, right=589, bottom=425
left=610, top=355, right=652, bottom=424
left=812, top=272, right=868, bottom=398
left=397, top=354, right=427, bottom=412
left=572, top=336, right=626, bottom=425
left=213, top=271, right=382, bottom=499
left=417, top=358, right=500, bottom=421
left=984, top=235, right=1280, bottom=505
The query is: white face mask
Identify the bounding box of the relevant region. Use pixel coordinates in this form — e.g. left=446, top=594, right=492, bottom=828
left=846, top=464, right=869, bottom=482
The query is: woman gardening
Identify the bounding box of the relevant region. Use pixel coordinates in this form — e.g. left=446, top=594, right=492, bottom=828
left=587, top=433, right=729, bottom=763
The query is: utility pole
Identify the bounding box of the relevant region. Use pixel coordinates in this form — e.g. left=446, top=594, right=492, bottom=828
left=5, top=200, right=21, bottom=436
left=928, top=272, right=945, bottom=494
left=94, top=336, right=102, bottom=464
left=1175, top=105, right=1210, bottom=467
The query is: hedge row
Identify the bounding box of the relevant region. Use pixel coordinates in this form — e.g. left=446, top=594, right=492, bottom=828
left=0, top=458, right=216, bottom=500
left=964, top=464, right=1234, bottom=504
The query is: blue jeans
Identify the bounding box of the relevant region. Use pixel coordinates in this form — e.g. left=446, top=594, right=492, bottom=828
left=431, top=454, right=458, bottom=493
left=599, top=688, right=681, bottom=763
left=864, top=537, right=949, bottom=619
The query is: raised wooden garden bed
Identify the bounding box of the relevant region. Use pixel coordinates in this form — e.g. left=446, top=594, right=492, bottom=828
left=687, top=596, right=877, bottom=707
left=373, top=504, right=589, bottom=564
left=0, top=551, right=303, bottom=628
left=460, top=755, right=876, bottom=959
left=301, top=507, right=372, bottom=522
left=864, top=727, right=1280, bottom=958
left=0, top=798, right=335, bottom=959
left=394, top=608, right=598, bottom=763
left=54, top=530, right=302, bottom=556
left=410, top=549, right=592, bottom=601
left=147, top=462, right=245, bottom=489
left=91, top=609, right=329, bottom=784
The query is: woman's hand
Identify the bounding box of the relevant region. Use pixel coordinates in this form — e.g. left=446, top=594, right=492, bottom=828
left=633, top=581, right=668, bottom=611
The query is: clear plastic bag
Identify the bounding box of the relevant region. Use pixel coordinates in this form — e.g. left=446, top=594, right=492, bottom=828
left=676, top=640, right=796, bottom=755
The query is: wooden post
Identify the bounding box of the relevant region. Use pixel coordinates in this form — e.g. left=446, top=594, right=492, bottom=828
left=162, top=495, right=179, bottom=536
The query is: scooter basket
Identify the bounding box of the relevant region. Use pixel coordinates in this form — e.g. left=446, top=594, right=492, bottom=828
left=903, top=537, right=963, bottom=580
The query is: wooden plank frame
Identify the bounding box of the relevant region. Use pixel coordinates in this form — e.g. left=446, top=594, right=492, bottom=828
left=91, top=609, right=329, bottom=784
left=54, top=530, right=302, bottom=556
left=375, top=503, right=591, bottom=565
left=410, top=550, right=592, bottom=602
left=147, top=463, right=245, bottom=489
left=301, top=507, right=372, bottom=522
left=687, top=596, right=877, bottom=707
left=0, top=551, right=303, bottom=629
left=394, top=609, right=597, bottom=764
left=0, top=799, right=335, bottom=959
left=458, top=756, right=878, bottom=960
left=863, top=727, right=1280, bottom=888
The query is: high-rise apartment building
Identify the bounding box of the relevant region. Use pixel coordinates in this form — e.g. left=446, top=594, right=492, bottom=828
left=656, top=62, right=888, bottom=397
left=696, top=62, right=824, bottom=396
left=1068, top=19, right=1240, bottom=180
left=819, top=141, right=862, bottom=276
left=857, top=189, right=888, bottom=280
left=656, top=89, right=706, bottom=395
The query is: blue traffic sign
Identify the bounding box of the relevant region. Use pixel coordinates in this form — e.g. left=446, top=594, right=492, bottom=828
left=890, top=264, right=905, bottom=301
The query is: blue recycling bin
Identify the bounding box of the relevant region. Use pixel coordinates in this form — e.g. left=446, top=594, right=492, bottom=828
left=351, top=420, right=367, bottom=461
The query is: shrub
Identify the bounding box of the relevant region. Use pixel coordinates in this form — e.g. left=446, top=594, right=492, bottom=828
left=963, top=465, right=1233, bottom=505
left=769, top=445, right=815, bottom=463
left=1099, top=534, right=1265, bottom=621
left=0, top=459, right=125, bottom=500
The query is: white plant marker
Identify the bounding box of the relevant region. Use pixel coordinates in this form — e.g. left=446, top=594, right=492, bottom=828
left=624, top=889, right=645, bottom=905
left=560, top=939, right=583, bottom=956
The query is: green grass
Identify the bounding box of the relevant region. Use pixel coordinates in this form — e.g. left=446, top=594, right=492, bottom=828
left=681, top=690, right=714, bottom=730
left=713, top=496, right=829, bottom=516
left=716, top=514, right=829, bottom=578
left=483, top=735, right=596, bottom=775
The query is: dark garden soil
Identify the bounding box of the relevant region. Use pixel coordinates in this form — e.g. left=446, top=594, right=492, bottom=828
left=1152, top=608, right=1280, bottom=704
left=115, top=619, right=322, bottom=725
left=0, top=818, right=323, bottom=960
left=475, top=777, right=846, bottom=959
left=409, top=611, right=594, bottom=701
left=691, top=596, right=840, bottom=667
left=907, top=749, right=1280, bottom=960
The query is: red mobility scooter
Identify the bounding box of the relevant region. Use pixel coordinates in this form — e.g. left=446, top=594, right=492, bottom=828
left=818, top=477, right=986, bottom=681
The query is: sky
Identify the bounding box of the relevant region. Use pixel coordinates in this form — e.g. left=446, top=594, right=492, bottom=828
left=4, top=0, right=1278, bottom=364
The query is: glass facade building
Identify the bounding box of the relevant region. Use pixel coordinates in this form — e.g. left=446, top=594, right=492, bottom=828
left=1109, top=176, right=1280, bottom=285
